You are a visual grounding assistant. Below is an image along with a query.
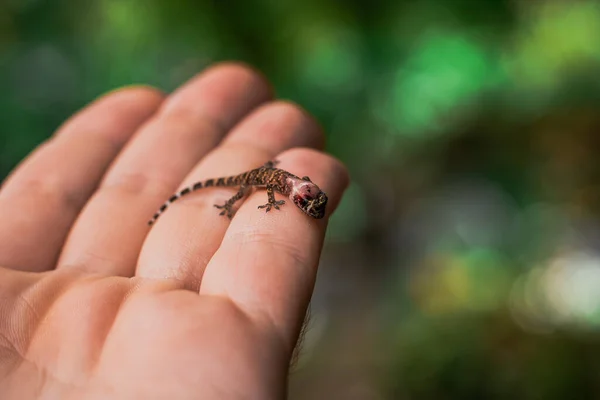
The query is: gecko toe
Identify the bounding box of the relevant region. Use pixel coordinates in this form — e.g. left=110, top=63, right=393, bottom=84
left=215, top=203, right=234, bottom=217
left=258, top=204, right=272, bottom=212
left=259, top=200, right=285, bottom=213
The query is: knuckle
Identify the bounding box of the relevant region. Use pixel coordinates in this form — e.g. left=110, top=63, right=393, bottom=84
left=1, top=175, right=84, bottom=211
left=157, top=107, right=227, bottom=139
left=98, top=172, right=176, bottom=203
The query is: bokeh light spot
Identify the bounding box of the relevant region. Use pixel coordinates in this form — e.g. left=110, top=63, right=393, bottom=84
left=376, top=31, right=499, bottom=137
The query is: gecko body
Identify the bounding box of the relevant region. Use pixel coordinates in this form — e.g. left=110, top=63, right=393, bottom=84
left=148, top=161, right=328, bottom=225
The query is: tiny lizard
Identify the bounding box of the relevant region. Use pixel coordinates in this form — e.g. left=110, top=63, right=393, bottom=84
left=148, top=161, right=328, bottom=225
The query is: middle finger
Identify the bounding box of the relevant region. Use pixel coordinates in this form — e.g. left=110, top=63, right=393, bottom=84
left=58, top=64, right=272, bottom=276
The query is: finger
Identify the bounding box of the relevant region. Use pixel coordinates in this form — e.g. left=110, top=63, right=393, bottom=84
left=57, top=63, right=272, bottom=277
left=200, top=148, right=348, bottom=353
left=136, top=101, right=325, bottom=290
left=0, top=87, right=164, bottom=272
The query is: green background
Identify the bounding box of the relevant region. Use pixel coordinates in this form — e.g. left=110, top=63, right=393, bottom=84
left=3, top=0, right=600, bottom=398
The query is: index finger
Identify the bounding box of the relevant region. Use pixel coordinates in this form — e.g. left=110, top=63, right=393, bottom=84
left=199, top=148, right=349, bottom=353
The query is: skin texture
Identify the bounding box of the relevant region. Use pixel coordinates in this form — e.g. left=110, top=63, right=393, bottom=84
left=0, top=63, right=349, bottom=400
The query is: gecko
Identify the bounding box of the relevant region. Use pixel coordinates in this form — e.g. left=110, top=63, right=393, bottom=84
left=148, top=161, right=328, bottom=225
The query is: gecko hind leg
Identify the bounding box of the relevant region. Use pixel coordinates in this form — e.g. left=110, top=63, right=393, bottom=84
left=258, top=185, right=285, bottom=212
left=214, top=185, right=248, bottom=218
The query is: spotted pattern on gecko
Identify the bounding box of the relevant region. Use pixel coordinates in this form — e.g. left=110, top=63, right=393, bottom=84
left=148, top=160, right=328, bottom=225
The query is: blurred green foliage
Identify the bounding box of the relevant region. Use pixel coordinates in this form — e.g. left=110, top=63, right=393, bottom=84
left=3, top=0, right=600, bottom=398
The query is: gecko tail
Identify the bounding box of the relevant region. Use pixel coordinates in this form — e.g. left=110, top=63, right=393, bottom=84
left=147, top=180, right=207, bottom=225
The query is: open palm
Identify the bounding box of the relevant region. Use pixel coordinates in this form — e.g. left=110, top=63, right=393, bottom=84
left=0, top=64, right=348, bottom=399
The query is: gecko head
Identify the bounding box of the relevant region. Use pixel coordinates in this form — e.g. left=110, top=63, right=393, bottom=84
left=288, top=176, right=328, bottom=219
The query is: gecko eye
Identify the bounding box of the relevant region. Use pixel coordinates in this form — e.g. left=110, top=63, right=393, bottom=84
left=302, top=176, right=312, bottom=182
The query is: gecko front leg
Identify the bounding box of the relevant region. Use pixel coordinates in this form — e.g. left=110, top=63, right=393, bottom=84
left=258, top=184, right=285, bottom=212
left=214, top=185, right=248, bottom=218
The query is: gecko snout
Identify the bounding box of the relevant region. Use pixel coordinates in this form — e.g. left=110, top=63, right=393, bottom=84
left=293, top=191, right=327, bottom=219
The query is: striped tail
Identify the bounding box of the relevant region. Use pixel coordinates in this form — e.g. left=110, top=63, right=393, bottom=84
left=147, top=176, right=233, bottom=225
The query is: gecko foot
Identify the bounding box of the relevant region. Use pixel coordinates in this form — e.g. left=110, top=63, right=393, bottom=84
left=214, top=203, right=235, bottom=219
left=258, top=200, right=285, bottom=212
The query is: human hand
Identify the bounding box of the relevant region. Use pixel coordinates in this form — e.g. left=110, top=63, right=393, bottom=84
left=0, top=63, right=348, bottom=399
